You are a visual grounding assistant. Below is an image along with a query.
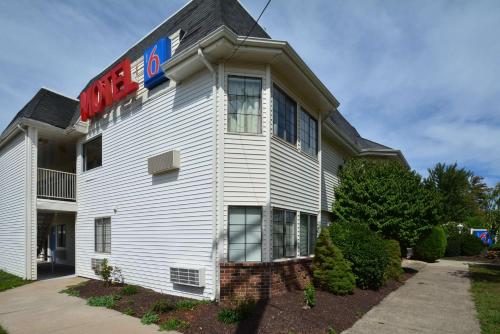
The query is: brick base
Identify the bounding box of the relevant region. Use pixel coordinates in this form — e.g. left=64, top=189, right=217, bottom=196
left=219, top=258, right=313, bottom=302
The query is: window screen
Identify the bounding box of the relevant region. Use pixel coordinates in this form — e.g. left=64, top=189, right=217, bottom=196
left=228, top=207, right=262, bottom=262
left=300, top=214, right=317, bottom=256
left=273, top=209, right=297, bottom=259
left=95, top=217, right=111, bottom=253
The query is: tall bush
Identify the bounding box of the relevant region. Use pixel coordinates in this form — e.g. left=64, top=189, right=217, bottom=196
left=333, top=159, right=439, bottom=249
left=461, top=233, right=484, bottom=256
left=312, top=228, right=355, bottom=295
left=329, top=222, right=389, bottom=290
left=414, top=226, right=447, bottom=262
left=383, top=239, right=403, bottom=282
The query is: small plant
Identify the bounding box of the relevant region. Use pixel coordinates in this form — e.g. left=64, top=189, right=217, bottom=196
left=327, top=327, right=337, bottom=334
left=98, top=259, right=113, bottom=285
left=140, top=311, right=160, bottom=325
left=121, top=285, right=139, bottom=296
left=111, top=266, right=124, bottom=284
left=218, top=308, right=240, bottom=324
left=217, top=298, right=256, bottom=324
left=175, top=299, right=210, bottom=310
left=59, top=286, right=80, bottom=297
left=87, top=294, right=120, bottom=308
left=123, top=307, right=135, bottom=316
left=152, top=300, right=175, bottom=313
left=159, top=318, right=190, bottom=331
left=303, top=282, right=316, bottom=308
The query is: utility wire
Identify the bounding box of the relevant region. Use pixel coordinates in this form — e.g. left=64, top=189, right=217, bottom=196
left=227, top=0, right=272, bottom=61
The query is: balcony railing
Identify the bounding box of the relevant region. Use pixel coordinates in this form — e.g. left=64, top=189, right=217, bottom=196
left=37, top=168, right=76, bottom=201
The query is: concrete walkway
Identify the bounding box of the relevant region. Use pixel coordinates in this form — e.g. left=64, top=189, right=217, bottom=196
left=343, top=259, right=481, bottom=334
left=0, top=276, right=178, bottom=334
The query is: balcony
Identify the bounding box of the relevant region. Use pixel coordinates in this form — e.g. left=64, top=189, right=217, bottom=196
left=37, top=168, right=76, bottom=201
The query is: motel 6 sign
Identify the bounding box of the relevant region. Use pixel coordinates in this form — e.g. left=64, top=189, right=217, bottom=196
left=144, top=38, right=172, bottom=89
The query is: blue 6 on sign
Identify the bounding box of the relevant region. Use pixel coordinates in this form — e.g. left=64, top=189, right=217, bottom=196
left=144, top=38, right=172, bottom=89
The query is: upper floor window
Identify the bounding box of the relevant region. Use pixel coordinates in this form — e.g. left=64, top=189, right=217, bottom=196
left=300, top=110, right=318, bottom=156
left=228, top=76, right=262, bottom=134
left=273, top=85, right=297, bottom=145
left=83, top=136, right=102, bottom=171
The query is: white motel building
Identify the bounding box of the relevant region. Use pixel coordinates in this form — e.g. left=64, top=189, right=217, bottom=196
left=0, top=0, right=406, bottom=300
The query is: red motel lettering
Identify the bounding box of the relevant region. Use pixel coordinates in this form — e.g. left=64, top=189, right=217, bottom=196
left=80, top=58, right=138, bottom=121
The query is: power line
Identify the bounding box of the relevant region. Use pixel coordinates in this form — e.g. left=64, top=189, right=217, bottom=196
left=227, top=0, right=272, bottom=61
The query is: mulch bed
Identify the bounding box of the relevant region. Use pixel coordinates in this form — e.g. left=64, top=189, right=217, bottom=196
left=71, top=268, right=416, bottom=334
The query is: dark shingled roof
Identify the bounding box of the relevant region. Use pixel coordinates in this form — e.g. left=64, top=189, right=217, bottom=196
left=329, top=109, right=391, bottom=150
left=80, top=0, right=270, bottom=94
left=1, top=88, right=78, bottom=136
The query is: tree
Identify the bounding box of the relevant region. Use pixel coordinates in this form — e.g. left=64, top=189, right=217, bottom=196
left=332, top=158, right=439, bottom=249
left=425, top=162, right=476, bottom=223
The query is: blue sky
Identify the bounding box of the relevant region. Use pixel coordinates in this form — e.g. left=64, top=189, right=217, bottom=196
left=1, top=0, right=499, bottom=185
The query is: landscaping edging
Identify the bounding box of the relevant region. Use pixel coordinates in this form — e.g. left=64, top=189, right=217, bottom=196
left=220, top=258, right=313, bottom=301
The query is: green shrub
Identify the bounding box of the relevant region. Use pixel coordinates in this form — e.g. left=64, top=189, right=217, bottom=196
left=159, top=318, right=190, bottom=331
left=445, top=232, right=463, bottom=257
left=312, top=228, right=355, bottom=295
left=123, top=307, right=135, bottom=316
left=217, top=298, right=256, bottom=324
left=140, top=311, right=160, bottom=325
left=152, top=300, right=175, bottom=313
left=461, top=233, right=484, bottom=256
left=98, top=259, right=113, bottom=286
left=490, top=243, right=500, bottom=251
left=175, top=299, right=210, bottom=310
left=87, top=294, right=121, bottom=308
left=59, top=286, right=80, bottom=297
left=327, top=327, right=337, bottom=334
left=383, top=239, right=403, bottom=281
left=330, top=222, right=390, bottom=290
left=121, top=285, right=139, bottom=296
left=414, top=226, right=447, bottom=262
left=303, top=282, right=316, bottom=308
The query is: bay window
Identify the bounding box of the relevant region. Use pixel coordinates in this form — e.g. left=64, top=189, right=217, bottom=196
left=228, top=207, right=262, bottom=262
left=227, top=76, right=262, bottom=134
left=299, top=214, right=317, bottom=256
left=273, top=85, right=297, bottom=145
left=273, top=209, right=297, bottom=259
left=300, top=110, right=318, bottom=156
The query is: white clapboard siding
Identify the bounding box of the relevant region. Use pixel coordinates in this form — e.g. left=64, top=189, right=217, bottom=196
left=321, top=137, right=344, bottom=212
left=270, top=138, right=320, bottom=213
left=76, top=69, right=215, bottom=299
left=0, top=133, right=27, bottom=278
left=222, top=67, right=270, bottom=260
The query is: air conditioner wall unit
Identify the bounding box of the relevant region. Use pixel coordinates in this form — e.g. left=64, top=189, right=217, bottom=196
left=148, top=150, right=180, bottom=175
left=170, top=267, right=205, bottom=287
left=91, top=258, right=106, bottom=273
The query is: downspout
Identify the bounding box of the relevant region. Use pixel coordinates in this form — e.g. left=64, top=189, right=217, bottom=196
left=198, top=47, right=220, bottom=301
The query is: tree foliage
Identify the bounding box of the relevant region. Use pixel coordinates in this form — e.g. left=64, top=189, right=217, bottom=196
left=332, top=158, right=439, bottom=248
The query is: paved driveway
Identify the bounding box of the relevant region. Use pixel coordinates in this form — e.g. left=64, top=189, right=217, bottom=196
left=343, top=259, right=481, bottom=334
left=0, top=276, right=177, bottom=334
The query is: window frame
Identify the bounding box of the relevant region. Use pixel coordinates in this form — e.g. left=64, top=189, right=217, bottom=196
left=272, top=84, right=297, bottom=145
left=228, top=206, right=263, bottom=262
left=299, top=213, right=318, bottom=256
left=227, top=75, right=263, bottom=134
left=299, top=109, right=318, bottom=157
left=94, top=217, right=111, bottom=254
left=272, top=208, right=297, bottom=260
left=82, top=135, right=102, bottom=172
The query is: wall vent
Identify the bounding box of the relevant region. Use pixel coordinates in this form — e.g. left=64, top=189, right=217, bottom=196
left=91, top=258, right=106, bottom=273
left=148, top=150, right=180, bottom=175
left=170, top=267, right=205, bottom=287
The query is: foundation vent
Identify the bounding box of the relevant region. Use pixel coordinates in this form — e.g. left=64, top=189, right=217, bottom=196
left=148, top=150, right=180, bottom=175
left=170, top=267, right=205, bottom=287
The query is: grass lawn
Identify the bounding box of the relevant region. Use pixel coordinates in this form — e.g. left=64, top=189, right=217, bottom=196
left=469, top=264, right=500, bottom=334
left=0, top=270, right=31, bottom=293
